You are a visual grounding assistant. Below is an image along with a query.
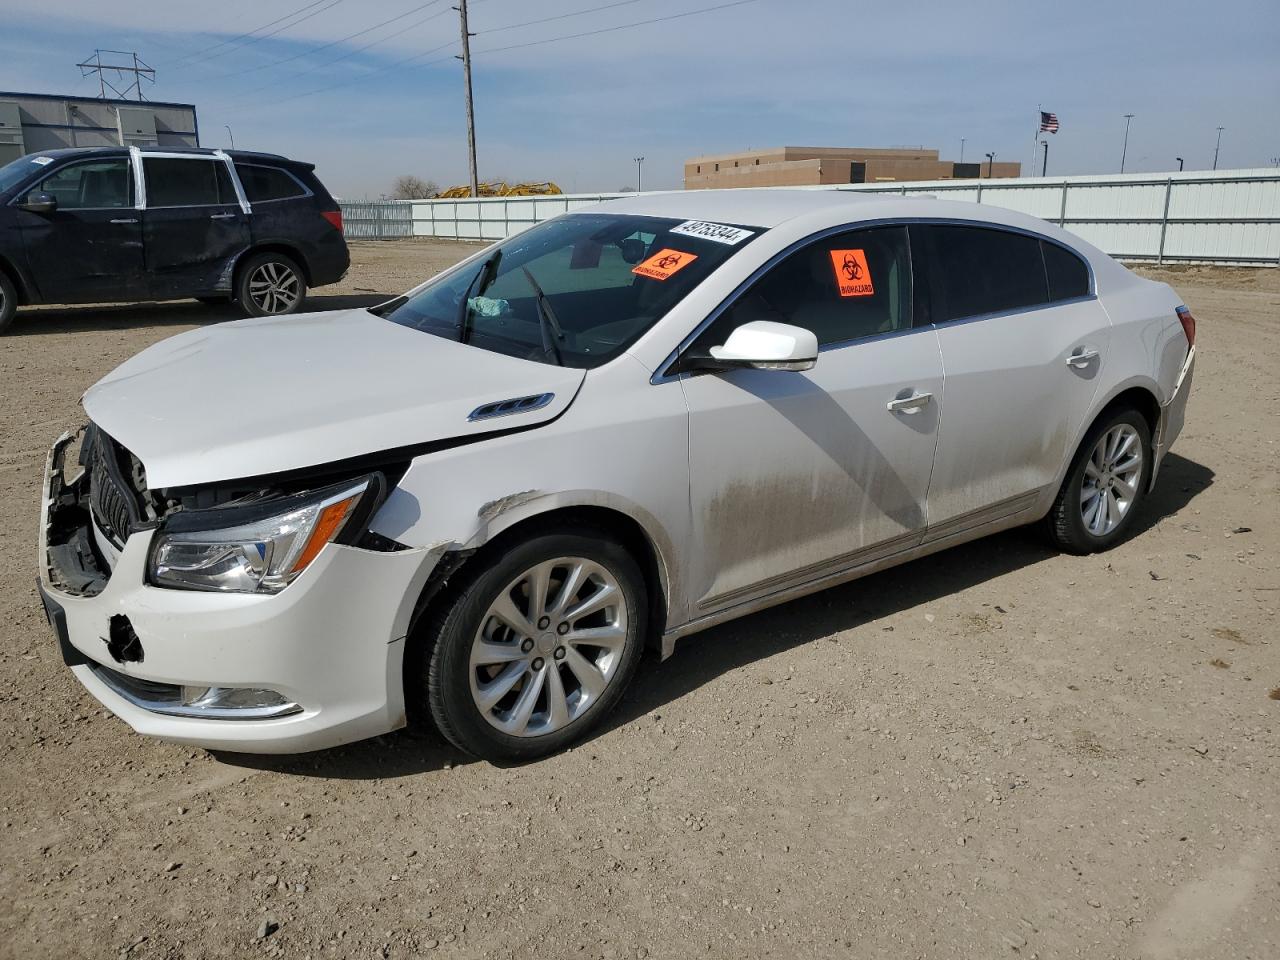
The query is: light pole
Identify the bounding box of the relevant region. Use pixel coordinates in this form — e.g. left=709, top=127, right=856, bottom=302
left=1120, top=114, right=1135, bottom=173
left=984, top=152, right=995, bottom=178
left=1212, top=127, right=1224, bottom=170
left=633, top=156, right=644, bottom=193
left=959, top=137, right=966, bottom=164
left=1175, top=157, right=1184, bottom=171
left=224, top=124, right=235, bottom=149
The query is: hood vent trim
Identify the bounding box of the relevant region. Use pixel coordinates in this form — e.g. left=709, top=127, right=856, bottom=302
left=468, top=392, right=555, bottom=422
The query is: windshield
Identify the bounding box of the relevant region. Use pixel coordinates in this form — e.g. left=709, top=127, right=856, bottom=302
left=379, top=212, right=763, bottom=368
left=0, top=155, right=49, bottom=195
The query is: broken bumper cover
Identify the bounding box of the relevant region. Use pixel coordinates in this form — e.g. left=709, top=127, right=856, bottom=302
left=38, top=431, right=440, bottom=754
left=1152, top=346, right=1194, bottom=485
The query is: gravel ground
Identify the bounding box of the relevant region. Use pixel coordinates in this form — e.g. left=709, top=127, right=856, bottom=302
left=0, top=243, right=1276, bottom=960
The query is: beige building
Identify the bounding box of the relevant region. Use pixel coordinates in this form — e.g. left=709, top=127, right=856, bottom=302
left=684, top=145, right=1020, bottom=189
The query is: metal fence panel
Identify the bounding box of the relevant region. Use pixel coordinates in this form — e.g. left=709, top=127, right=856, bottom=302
left=340, top=171, right=1280, bottom=264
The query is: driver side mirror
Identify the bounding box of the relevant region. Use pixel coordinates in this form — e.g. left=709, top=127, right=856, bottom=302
left=704, top=320, right=818, bottom=372
left=20, top=192, right=58, bottom=215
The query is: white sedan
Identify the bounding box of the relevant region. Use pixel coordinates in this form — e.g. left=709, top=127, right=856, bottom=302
left=38, top=190, right=1195, bottom=761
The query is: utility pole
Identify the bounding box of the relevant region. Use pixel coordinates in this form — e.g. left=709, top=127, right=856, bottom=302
left=1120, top=114, right=1135, bottom=173
left=1212, top=127, right=1224, bottom=170
left=959, top=137, right=966, bottom=163
left=76, top=50, right=154, bottom=101
left=1041, top=139, right=1049, bottom=177
left=985, top=152, right=995, bottom=178
left=1176, top=157, right=1184, bottom=171
left=633, top=156, right=644, bottom=193
left=455, top=1, right=479, bottom=197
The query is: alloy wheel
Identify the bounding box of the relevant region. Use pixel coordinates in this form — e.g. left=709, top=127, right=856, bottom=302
left=468, top=556, right=629, bottom=737
left=247, top=261, right=300, bottom=314
left=1080, top=423, right=1143, bottom=536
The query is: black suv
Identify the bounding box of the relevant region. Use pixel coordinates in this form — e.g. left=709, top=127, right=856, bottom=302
left=0, top=146, right=349, bottom=333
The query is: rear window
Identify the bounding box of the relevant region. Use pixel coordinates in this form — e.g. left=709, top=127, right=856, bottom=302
left=1042, top=240, right=1091, bottom=301
left=236, top=164, right=308, bottom=202
left=923, top=225, right=1048, bottom=322
left=143, top=157, right=238, bottom=207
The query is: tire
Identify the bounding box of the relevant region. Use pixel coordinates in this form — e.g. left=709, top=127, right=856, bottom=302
left=236, top=252, right=307, bottom=317
left=1046, top=407, right=1152, bottom=554
left=0, top=270, right=17, bottom=335
left=422, top=529, right=647, bottom=763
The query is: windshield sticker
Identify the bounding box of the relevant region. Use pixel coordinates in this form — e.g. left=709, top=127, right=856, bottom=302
left=670, top=220, right=754, bottom=245
left=633, top=248, right=698, bottom=281
left=829, top=249, right=875, bottom=297
left=30, top=156, right=54, bottom=166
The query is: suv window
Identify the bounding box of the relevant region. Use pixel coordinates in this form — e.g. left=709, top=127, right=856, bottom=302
left=1042, top=240, right=1090, bottom=301
left=235, top=164, right=307, bottom=202
left=699, top=225, right=913, bottom=349
left=143, top=157, right=237, bottom=208
left=35, top=158, right=133, bottom=209
left=923, top=225, right=1048, bottom=322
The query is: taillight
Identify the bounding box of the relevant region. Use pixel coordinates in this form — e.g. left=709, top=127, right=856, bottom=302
left=1176, top=305, right=1196, bottom=349
left=321, top=209, right=343, bottom=232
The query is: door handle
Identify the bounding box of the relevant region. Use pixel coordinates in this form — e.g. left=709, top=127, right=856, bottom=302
left=209, top=212, right=237, bottom=220
left=887, top=392, right=932, bottom=414
left=1066, top=347, right=1100, bottom=368
left=109, top=218, right=138, bottom=224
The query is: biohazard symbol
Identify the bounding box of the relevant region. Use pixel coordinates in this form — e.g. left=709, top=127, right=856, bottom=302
left=633, top=248, right=698, bottom=281
left=829, top=249, right=874, bottom=297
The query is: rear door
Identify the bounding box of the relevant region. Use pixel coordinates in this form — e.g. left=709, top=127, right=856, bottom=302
left=916, top=224, right=1109, bottom=536
left=140, top=155, right=249, bottom=298
left=15, top=155, right=144, bottom=303
left=678, top=224, right=943, bottom=611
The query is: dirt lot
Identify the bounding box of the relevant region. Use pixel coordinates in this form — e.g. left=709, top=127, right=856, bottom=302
left=0, top=243, right=1276, bottom=960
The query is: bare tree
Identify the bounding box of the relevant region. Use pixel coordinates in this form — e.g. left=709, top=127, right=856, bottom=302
left=390, top=175, right=439, bottom=199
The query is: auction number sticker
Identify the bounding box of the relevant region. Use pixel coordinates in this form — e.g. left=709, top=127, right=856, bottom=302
left=669, top=220, right=754, bottom=245
left=31, top=156, right=54, bottom=166
left=632, top=248, right=698, bottom=281
left=829, top=249, right=875, bottom=297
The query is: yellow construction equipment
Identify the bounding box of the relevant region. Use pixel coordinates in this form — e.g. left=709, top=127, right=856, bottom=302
left=436, top=181, right=563, bottom=199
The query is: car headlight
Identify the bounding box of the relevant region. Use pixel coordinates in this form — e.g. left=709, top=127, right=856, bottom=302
left=149, top=475, right=381, bottom=594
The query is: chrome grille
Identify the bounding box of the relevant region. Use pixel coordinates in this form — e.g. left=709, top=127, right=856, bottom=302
left=88, top=430, right=139, bottom=547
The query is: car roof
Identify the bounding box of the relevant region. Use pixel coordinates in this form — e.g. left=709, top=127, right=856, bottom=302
left=20, top=145, right=302, bottom=165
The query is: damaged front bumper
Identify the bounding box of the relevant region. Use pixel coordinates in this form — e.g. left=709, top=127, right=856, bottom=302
left=38, top=429, right=440, bottom=754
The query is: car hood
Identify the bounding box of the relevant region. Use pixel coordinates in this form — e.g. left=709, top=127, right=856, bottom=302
left=82, top=308, right=585, bottom=488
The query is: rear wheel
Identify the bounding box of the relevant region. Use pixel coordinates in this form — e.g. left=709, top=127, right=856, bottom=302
left=0, top=271, right=16, bottom=334
left=236, top=252, right=306, bottom=317
left=1046, top=407, right=1151, bottom=553
left=422, top=530, right=646, bottom=762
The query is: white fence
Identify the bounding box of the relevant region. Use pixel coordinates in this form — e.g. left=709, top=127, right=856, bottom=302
left=340, top=168, right=1280, bottom=265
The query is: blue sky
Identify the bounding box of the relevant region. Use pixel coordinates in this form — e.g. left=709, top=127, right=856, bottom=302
left=1, top=0, right=1277, bottom=197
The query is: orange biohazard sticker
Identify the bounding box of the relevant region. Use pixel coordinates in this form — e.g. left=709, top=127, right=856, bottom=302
left=829, top=249, right=875, bottom=297
left=632, top=248, right=698, bottom=281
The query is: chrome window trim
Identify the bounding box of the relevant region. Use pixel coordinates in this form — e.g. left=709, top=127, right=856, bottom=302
left=137, top=152, right=246, bottom=211
left=233, top=162, right=312, bottom=205
left=3, top=153, right=140, bottom=212
left=651, top=216, right=1099, bottom=385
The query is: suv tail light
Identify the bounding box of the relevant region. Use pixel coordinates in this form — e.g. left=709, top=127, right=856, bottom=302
left=1176, top=305, right=1196, bottom=349
left=321, top=209, right=343, bottom=232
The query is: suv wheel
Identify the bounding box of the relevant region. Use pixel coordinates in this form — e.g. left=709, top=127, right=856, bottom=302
left=422, top=530, right=646, bottom=762
left=1046, top=407, right=1151, bottom=554
left=0, top=270, right=16, bottom=335
left=237, top=252, right=306, bottom=317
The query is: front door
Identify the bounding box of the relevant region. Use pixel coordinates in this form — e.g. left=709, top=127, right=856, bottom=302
left=678, top=225, right=943, bottom=612
left=914, top=224, right=1110, bottom=533
left=16, top=156, right=144, bottom=303
left=140, top=155, right=249, bottom=298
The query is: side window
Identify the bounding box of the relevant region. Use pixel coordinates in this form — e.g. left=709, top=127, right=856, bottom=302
left=35, top=159, right=133, bottom=209
left=924, top=225, right=1047, bottom=322
left=143, top=158, right=238, bottom=207
left=1042, top=240, right=1090, bottom=301
left=700, top=225, right=913, bottom=349
left=235, top=164, right=307, bottom=202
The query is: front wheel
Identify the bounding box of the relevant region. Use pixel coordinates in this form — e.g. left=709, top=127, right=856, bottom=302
left=236, top=252, right=307, bottom=317
left=1046, top=408, right=1152, bottom=554
left=0, top=270, right=17, bottom=334
left=422, top=530, right=646, bottom=762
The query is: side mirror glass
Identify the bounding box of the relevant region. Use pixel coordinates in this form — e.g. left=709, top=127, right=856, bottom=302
left=20, top=192, right=58, bottom=215
left=708, top=320, right=818, bottom=372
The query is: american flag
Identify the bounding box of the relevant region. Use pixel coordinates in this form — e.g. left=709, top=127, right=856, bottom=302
left=1040, top=111, right=1060, bottom=134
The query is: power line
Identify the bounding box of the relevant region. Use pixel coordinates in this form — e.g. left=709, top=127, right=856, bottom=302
left=156, top=0, right=330, bottom=65
left=477, top=0, right=644, bottom=36
left=183, top=0, right=347, bottom=66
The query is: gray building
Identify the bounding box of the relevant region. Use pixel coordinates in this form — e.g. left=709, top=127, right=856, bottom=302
left=0, top=92, right=199, bottom=165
